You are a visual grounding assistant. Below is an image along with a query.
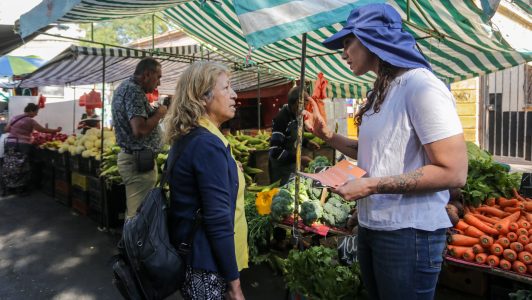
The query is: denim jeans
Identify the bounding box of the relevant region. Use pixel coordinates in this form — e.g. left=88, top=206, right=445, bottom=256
left=357, top=226, right=446, bottom=300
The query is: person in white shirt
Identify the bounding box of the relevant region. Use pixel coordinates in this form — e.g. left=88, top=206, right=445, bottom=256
left=305, top=3, right=467, bottom=300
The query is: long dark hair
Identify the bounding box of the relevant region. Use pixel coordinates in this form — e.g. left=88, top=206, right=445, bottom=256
left=354, top=59, right=404, bottom=126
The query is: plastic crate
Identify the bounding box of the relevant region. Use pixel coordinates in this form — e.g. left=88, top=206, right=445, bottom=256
left=71, top=172, right=89, bottom=191
left=88, top=176, right=102, bottom=195
left=54, top=179, right=71, bottom=206
left=41, top=175, right=54, bottom=197
left=69, top=154, right=80, bottom=172
left=54, top=167, right=71, bottom=183
left=105, top=184, right=127, bottom=228
left=79, top=157, right=91, bottom=175
left=89, top=158, right=101, bottom=177
left=71, top=186, right=90, bottom=215
left=53, top=152, right=70, bottom=170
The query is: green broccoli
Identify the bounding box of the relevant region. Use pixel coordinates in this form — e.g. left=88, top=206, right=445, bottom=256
left=322, top=196, right=351, bottom=228
left=300, top=200, right=323, bottom=226
left=270, top=189, right=294, bottom=222
left=286, top=178, right=310, bottom=202
left=305, top=155, right=331, bottom=173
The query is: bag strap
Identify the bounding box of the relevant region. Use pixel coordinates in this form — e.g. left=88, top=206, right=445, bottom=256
left=159, top=126, right=209, bottom=188
left=9, top=115, right=29, bottom=127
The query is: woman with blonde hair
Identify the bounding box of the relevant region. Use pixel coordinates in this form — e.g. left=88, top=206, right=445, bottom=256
left=163, top=61, right=247, bottom=300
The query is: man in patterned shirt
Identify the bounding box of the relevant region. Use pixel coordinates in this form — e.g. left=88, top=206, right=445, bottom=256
left=111, top=57, right=167, bottom=218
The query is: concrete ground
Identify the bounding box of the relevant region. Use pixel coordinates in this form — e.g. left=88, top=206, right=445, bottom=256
left=0, top=190, right=287, bottom=300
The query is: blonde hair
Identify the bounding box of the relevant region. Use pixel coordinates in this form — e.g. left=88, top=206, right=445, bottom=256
left=163, top=61, right=230, bottom=144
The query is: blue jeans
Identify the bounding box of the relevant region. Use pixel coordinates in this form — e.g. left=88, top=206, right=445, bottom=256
left=357, top=226, right=446, bottom=300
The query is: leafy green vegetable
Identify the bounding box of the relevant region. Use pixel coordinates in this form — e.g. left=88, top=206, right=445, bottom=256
left=305, top=155, right=331, bottom=173
left=300, top=200, right=323, bottom=226
left=462, top=142, right=522, bottom=207
left=270, top=189, right=295, bottom=222
left=322, top=196, right=351, bottom=228
left=283, top=246, right=364, bottom=300
left=244, top=191, right=273, bottom=264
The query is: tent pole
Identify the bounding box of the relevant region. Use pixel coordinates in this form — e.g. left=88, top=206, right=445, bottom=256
left=257, top=65, right=261, bottom=130
left=293, top=33, right=308, bottom=247
left=91, top=23, right=94, bottom=42
left=152, top=14, right=155, bottom=51
left=101, top=44, right=108, bottom=230
left=72, top=86, right=76, bottom=134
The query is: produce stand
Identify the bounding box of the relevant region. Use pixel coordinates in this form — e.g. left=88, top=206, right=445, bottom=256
left=445, top=255, right=532, bottom=285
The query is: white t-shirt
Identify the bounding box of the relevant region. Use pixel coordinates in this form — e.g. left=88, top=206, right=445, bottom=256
left=357, top=68, right=463, bottom=231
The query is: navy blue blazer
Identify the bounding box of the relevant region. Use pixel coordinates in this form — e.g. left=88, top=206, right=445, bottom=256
left=168, top=130, right=240, bottom=281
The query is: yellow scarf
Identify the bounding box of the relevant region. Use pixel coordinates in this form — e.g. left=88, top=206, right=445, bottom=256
left=198, top=118, right=249, bottom=271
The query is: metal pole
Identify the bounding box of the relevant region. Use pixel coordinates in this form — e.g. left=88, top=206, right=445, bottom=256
left=72, top=87, right=76, bottom=135
left=257, top=65, right=261, bottom=130
left=91, top=23, right=94, bottom=42
left=152, top=14, right=155, bottom=51
left=101, top=45, right=108, bottom=229
left=293, top=33, right=308, bottom=246
left=407, top=0, right=411, bottom=21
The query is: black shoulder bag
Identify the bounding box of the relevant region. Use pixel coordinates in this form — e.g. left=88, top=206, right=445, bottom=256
left=112, top=127, right=207, bottom=300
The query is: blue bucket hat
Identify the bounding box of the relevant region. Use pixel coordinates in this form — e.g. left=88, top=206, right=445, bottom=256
left=322, top=3, right=432, bottom=71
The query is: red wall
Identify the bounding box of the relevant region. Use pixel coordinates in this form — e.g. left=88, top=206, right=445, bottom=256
left=236, top=82, right=293, bottom=128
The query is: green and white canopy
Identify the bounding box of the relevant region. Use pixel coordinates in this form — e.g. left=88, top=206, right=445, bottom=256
left=164, top=0, right=531, bottom=98
left=18, top=0, right=531, bottom=98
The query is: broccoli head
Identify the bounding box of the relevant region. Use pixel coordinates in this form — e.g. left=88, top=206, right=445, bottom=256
left=300, top=200, right=323, bottom=226
left=305, top=155, right=331, bottom=173
left=322, top=196, right=351, bottom=228
left=270, top=189, right=294, bottom=222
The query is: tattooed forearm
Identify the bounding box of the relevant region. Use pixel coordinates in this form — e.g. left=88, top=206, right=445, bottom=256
left=376, top=168, right=424, bottom=194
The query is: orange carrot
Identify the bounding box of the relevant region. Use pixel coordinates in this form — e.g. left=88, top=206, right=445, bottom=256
left=447, top=234, right=479, bottom=246
left=475, top=253, right=488, bottom=264
left=464, top=214, right=498, bottom=235
left=518, top=220, right=530, bottom=229
left=500, top=198, right=518, bottom=208
left=464, top=226, right=485, bottom=238
left=472, top=244, right=484, bottom=254
left=479, top=235, right=494, bottom=248
left=510, top=242, right=524, bottom=252
left=508, top=232, right=518, bottom=242
left=487, top=255, right=500, bottom=267
left=473, top=214, right=498, bottom=225
left=504, top=206, right=522, bottom=213
left=517, top=228, right=529, bottom=236
left=512, top=260, right=527, bottom=274
left=447, top=245, right=471, bottom=258
left=526, top=212, right=532, bottom=223
left=509, top=222, right=520, bottom=232
left=513, top=188, right=527, bottom=202
left=496, top=237, right=511, bottom=248
left=463, top=248, right=475, bottom=262
left=490, top=243, right=504, bottom=256
left=503, top=249, right=517, bottom=261
left=455, top=220, right=470, bottom=231
left=485, top=198, right=496, bottom=206
left=475, top=206, right=508, bottom=218
left=494, top=211, right=521, bottom=235
left=500, top=259, right=512, bottom=270
left=518, top=251, right=532, bottom=265
left=518, top=235, right=529, bottom=245
left=525, top=243, right=532, bottom=253
left=524, top=201, right=532, bottom=212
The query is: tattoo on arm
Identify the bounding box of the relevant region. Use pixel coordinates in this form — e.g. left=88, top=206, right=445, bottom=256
left=376, top=168, right=424, bottom=194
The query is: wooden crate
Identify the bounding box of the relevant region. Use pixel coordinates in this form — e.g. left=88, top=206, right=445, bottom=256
left=71, top=172, right=89, bottom=191
left=439, top=264, right=488, bottom=296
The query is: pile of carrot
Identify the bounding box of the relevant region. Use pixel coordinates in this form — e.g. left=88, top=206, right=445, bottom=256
left=447, top=189, right=532, bottom=275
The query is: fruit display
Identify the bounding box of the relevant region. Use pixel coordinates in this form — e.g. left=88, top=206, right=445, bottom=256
left=52, top=128, right=116, bottom=160
left=99, top=146, right=122, bottom=185
left=33, top=132, right=68, bottom=148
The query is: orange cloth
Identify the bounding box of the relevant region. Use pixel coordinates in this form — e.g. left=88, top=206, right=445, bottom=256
left=305, top=72, right=328, bottom=121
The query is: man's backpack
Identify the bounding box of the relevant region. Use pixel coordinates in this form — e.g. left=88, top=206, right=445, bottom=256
left=111, top=127, right=207, bottom=300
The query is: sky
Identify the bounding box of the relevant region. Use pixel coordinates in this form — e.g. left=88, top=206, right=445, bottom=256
left=0, top=0, right=41, bottom=25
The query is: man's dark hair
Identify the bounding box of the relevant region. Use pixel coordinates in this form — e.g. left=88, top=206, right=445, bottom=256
left=134, top=57, right=161, bottom=76
left=287, top=85, right=308, bottom=109
left=24, top=103, right=39, bottom=113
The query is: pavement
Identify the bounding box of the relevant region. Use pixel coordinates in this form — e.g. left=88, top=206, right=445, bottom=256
left=0, top=190, right=286, bottom=300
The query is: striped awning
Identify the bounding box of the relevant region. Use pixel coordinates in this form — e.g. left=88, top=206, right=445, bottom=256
left=19, top=45, right=291, bottom=94
left=18, top=0, right=190, bottom=38
left=164, top=0, right=531, bottom=98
